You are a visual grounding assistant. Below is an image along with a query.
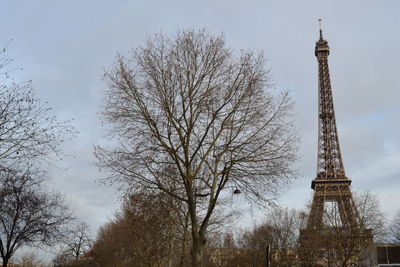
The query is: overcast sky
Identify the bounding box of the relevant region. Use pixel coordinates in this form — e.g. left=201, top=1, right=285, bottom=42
left=1, top=0, right=400, bottom=260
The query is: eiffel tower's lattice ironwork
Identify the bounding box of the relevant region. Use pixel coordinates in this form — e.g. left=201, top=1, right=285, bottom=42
left=307, top=27, right=358, bottom=230
left=299, top=24, right=373, bottom=267
left=315, top=29, right=345, bottom=181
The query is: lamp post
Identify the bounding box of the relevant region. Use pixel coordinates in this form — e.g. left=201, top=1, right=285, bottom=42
left=266, top=244, right=270, bottom=267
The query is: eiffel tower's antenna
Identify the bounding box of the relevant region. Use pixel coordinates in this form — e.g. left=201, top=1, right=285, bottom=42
left=318, top=19, right=324, bottom=40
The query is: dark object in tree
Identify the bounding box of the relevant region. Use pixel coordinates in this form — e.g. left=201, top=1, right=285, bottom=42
left=0, top=168, right=72, bottom=267
left=96, top=29, right=297, bottom=267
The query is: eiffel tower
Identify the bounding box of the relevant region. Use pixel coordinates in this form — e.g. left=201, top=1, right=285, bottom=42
left=299, top=22, right=372, bottom=267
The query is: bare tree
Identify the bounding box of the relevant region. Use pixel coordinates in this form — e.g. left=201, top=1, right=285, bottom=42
left=90, top=220, right=123, bottom=266
left=12, top=252, right=48, bottom=267
left=0, top=168, right=72, bottom=267
left=58, top=222, right=93, bottom=263
left=0, top=47, right=75, bottom=267
left=355, top=191, right=386, bottom=242
left=89, top=191, right=190, bottom=267
left=222, top=232, right=236, bottom=250
left=95, top=29, right=297, bottom=267
left=266, top=207, right=301, bottom=267
left=234, top=207, right=302, bottom=267
left=389, top=211, right=400, bottom=243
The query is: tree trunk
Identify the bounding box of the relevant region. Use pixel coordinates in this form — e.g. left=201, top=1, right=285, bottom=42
left=191, top=234, right=204, bottom=267
left=179, top=229, right=188, bottom=267
left=167, top=234, right=173, bottom=267
left=2, top=257, right=8, bottom=267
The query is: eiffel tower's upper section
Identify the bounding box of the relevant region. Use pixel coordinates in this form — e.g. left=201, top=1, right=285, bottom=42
left=313, top=25, right=349, bottom=188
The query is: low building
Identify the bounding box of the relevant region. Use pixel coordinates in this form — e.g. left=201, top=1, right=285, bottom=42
left=360, top=243, right=400, bottom=267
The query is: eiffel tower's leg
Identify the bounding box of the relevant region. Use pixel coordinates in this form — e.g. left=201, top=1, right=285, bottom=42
left=308, top=195, right=325, bottom=229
